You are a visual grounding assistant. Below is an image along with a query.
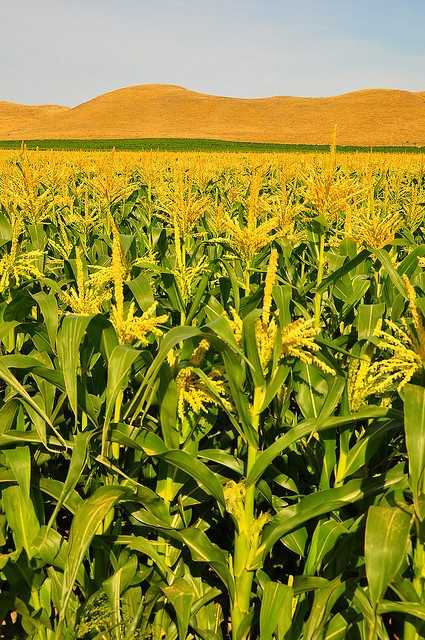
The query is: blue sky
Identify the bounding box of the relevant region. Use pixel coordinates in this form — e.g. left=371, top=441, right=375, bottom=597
left=1, top=0, right=425, bottom=106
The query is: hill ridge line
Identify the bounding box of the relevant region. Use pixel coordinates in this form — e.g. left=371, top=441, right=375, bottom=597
left=2, top=84, right=425, bottom=146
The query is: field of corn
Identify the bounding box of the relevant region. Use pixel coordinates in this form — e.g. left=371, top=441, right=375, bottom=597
left=1, top=142, right=425, bottom=640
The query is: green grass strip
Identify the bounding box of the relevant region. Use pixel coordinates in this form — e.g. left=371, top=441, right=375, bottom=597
left=0, top=138, right=424, bottom=153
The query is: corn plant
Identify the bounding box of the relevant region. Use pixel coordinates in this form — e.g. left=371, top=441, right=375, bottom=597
left=1, top=147, right=425, bottom=640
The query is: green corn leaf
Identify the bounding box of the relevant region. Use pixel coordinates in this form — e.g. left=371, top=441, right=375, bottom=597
left=0, top=320, right=18, bottom=344
left=390, top=572, right=422, bottom=603
left=398, top=244, right=425, bottom=276
left=86, top=314, right=119, bottom=363
left=111, top=423, right=167, bottom=455
left=32, top=358, right=57, bottom=416
left=357, top=302, right=386, bottom=340
left=158, top=450, right=225, bottom=508
left=280, top=527, right=309, bottom=556
left=0, top=208, right=12, bottom=242
left=189, top=584, right=222, bottom=619
left=186, top=269, right=214, bottom=325
left=134, top=485, right=170, bottom=522
left=199, top=449, right=244, bottom=475
left=104, top=344, right=140, bottom=427
left=322, top=612, right=351, bottom=640
left=32, top=291, right=59, bottom=349
left=178, top=528, right=235, bottom=599
left=4, top=445, right=31, bottom=503
left=272, top=283, right=292, bottom=327
left=32, top=526, right=88, bottom=587
left=340, top=278, right=370, bottom=319
left=0, top=358, right=55, bottom=431
left=0, top=399, right=20, bottom=433
left=2, top=485, right=41, bottom=555
left=158, top=377, right=179, bottom=449
left=33, top=525, right=68, bottom=570
left=60, top=485, right=132, bottom=618
left=162, top=578, right=195, bottom=640
left=310, top=375, right=346, bottom=433
left=39, top=477, right=83, bottom=514
left=206, top=313, right=242, bottom=351
left=257, top=467, right=406, bottom=560
left=127, top=537, right=173, bottom=576
left=128, top=272, right=155, bottom=311
left=120, top=508, right=172, bottom=530
left=259, top=582, right=293, bottom=640
left=46, top=430, right=96, bottom=531
left=162, top=272, right=186, bottom=312
left=191, top=630, right=222, bottom=640
left=246, top=406, right=401, bottom=488
left=293, top=360, right=329, bottom=419
left=0, top=353, right=98, bottom=439
left=122, top=522, right=235, bottom=599
left=302, top=577, right=344, bottom=640
left=220, top=258, right=241, bottom=311
left=373, top=247, right=408, bottom=298
left=403, top=384, right=425, bottom=520
left=4, top=288, right=34, bottom=322
left=56, top=314, right=93, bottom=418
left=0, top=355, right=58, bottom=435
left=304, top=520, right=347, bottom=575
left=193, top=366, right=249, bottom=442
left=0, top=430, right=58, bottom=449
left=259, top=364, right=291, bottom=413
left=365, top=505, right=411, bottom=608
left=236, top=613, right=254, bottom=640
left=316, top=249, right=370, bottom=294
left=242, top=309, right=265, bottom=388
left=377, top=600, right=425, bottom=621
left=124, top=325, right=201, bottom=420
left=1, top=353, right=62, bottom=375
left=22, top=393, right=48, bottom=449
left=336, top=419, right=400, bottom=483
left=103, top=555, right=139, bottom=640
left=221, top=347, right=258, bottom=447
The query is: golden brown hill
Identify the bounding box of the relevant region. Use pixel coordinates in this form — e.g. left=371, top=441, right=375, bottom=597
left=2, top=84, right=425, bottom=146
left=0, top=102, right=70, bottom=137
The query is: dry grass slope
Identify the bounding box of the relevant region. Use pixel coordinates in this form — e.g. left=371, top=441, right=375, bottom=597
left=0, top=102, right=70, bottom=137
left=2, top=84, right=425, bottom=146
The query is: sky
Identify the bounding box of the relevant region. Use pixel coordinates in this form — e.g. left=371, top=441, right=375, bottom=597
left=1, top=0, right=425, bottom=107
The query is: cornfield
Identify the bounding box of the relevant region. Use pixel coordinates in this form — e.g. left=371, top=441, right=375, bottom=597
left=1, top=144, right=425, bottom=640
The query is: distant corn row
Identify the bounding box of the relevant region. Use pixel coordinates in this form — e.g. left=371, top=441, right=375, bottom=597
left=1, top=145, right=425, bottom=640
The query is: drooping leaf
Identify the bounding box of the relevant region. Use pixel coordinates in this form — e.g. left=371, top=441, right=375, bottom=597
left=257, top=466, right=406, bottom=561
left=162, top=578, right=195, bottom=640
left=59, top=485, right=131, bottom=618
left=46, top=430, right=96, bottom=531
left=247, top=407, right=401, bottom=488
left=0, top=358, right=55, bottom=433
left=158, top=450, right=225, bottom=508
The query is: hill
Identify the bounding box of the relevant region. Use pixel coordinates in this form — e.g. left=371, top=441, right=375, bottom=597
left=2, top=84, right=425, bottom=146
left=0, top=102, right=70, bottom=137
